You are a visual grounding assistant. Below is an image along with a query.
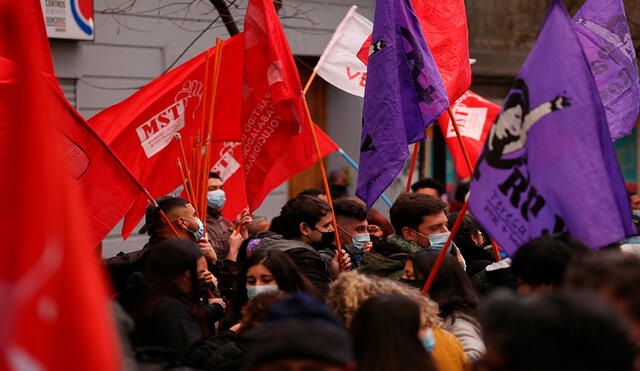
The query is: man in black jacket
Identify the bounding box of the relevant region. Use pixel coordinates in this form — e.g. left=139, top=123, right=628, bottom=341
left=259, top=195, right=351, bottom=296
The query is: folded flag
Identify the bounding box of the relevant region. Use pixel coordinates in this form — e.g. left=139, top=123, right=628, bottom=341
left=356, top=0, right=449, bottom=209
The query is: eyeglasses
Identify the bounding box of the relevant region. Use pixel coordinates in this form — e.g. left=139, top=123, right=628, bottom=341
left=367, top=225, right=382, bottom=234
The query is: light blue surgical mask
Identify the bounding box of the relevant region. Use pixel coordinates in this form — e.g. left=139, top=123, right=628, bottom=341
left=352, top=233, right=371, bottom=250
left=633, top=210, right=640, bottom=218
left=246, top=284, right=279, bottom=300
left=421, top=329, right=436, bottom=353
left=207, top=189, right=226, bottom=210
left=183, top=217, right=204, bottom=240
left=427, top=231, right=451, bottom=251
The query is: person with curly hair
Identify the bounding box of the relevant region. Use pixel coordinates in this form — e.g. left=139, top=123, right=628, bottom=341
left=327, top=271, right=468, bottom=371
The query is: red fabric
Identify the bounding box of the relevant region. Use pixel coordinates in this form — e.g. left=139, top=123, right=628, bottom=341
left=357, top=0, right=471, bottom=102
left=437, top=91, right=500, bottom=178
left=89, top=35, right=244, bottom=238
left=0, top=1, right=121, bottom=369
left=412, top=0, right=471, bottom=102
left=356, top=34, right=371, bottom=66
left=210, top=141, right=248, bottom=219
left=241, top=0, right=338, bottom=211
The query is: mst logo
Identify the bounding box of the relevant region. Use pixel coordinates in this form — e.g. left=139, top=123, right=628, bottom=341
left=135, top=79, right=203, bottom=158
left=135, top=100, right=186, bottom=158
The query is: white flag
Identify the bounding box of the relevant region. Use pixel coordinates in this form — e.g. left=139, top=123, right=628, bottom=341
left=315, top=5, right=372, bottom=97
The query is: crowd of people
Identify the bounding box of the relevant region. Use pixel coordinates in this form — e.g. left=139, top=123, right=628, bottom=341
left=105, top=172, right=640, bottom=370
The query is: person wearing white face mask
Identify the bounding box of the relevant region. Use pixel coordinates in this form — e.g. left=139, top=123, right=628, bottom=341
left=219, top=247, right=318, bottom=331
left=205, top=172, right=252, bottom=260
left=333, top=199, right=373, bottom=268
left=359, top=192, right=464, bottom=280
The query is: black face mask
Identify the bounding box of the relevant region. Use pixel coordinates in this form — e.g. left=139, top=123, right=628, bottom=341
left=193, top=277, right=213, bottom=302
left=311, top=230, right=335, bottom=250
left=399, top=278, right=423, bottom=289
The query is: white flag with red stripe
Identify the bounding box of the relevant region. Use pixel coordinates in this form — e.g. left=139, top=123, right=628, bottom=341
left=315, top=5, right=372, bottom=97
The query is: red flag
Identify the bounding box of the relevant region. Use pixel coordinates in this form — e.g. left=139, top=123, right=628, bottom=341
left=241, top=0, right=338, bottom=210
left=0, top=12, right=140, bottom=249
left=0, top=1, right=120, bottom=369
left=357, top=0, right=471, bottom=102
left=437, top=91, right=500, bottom=178
left=89, top=35, right=244, bottom=238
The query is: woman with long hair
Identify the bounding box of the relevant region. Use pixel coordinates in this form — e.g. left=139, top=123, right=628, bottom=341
left=351, top=294, right=437, bottom=371
left=328, top=272, right=467, bottom=371
left=404, top=249, right=485, bottom=363
left=221, top=247, right=318, bottom=330
left=133, top=238, right=217, bottom=368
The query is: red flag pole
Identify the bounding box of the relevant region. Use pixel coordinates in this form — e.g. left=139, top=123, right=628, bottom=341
left=422, top=201, right=468, bottom=294
left=301, top=94, right=345, bottom=271
left=201, top=38, right=225, bottom=222
left=447, top=106, right=501, bottom=261
left=405, top=142, right=420, bottom=192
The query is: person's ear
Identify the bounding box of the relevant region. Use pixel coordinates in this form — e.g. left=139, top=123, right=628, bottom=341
left=402, top=226, right=415, bottom=241
left=300, top=222, right=312, bottom=237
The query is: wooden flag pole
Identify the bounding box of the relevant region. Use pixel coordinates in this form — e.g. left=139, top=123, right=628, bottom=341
left=405, top=142, right=420, bottom=192
left=301, top=94, right=345, bottom=270
left=303, top=70, right=319, bottom=96
left=447, top=106, right=501, bottom=261
left=177, top=158, right=198, bottom=214
left=200, top=38, right=225, bottom=221
left=175, top=133, right=197, bottom=209
left=447, top=107, right=474, bottom=175
left=421, top=201, right=468, bottom=295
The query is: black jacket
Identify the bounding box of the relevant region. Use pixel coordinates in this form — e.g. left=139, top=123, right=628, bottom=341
left=136, top=297, right=217, bottom=368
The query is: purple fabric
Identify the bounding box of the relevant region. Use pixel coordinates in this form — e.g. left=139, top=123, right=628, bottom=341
left=573, top=0, right=640, bottom=142
left=469, top=0, right=635, bottom=256
left=356, top=0, right=448, bottom=209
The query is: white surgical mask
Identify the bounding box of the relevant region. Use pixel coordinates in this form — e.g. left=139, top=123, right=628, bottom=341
left=338, top=225, right=370, bottom=250
left=352, top=233, right=371, bottom=250
left=246, top=284, right=279, bottom=300
left=427, top=231, right=451, bottom=250
left=207, top=189, right=226, bottom=209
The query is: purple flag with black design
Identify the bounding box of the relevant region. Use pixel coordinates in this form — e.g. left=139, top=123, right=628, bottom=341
left=573, top=0, right=640, bottom=141
left=356, top=0, right=448, bottom=209
left=469, top=0, right=635, bottom=256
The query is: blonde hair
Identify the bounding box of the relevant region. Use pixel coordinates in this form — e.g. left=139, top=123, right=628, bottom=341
left=327, top=271, right=442, bottom=329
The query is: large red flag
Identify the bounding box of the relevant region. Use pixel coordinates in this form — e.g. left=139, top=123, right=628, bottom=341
left=357, top=0, right=471, bottom=103
left=0, top=1, right=121, bottom=369
left=437, top=91, right=500, bottom=178
left=89, top=35, right=244, bottom=238
left=0, top=10, right=140, bottom=249
left=241, top=0, right=338, bottom=210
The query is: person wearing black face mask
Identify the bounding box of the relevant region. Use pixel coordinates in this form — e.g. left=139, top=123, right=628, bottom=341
left=132, top=239, right=223, bottom=369
left=259, top=195, right=352, bottom=297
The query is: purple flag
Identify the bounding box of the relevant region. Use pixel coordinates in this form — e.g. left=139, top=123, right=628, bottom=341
left=573, top=0, right=640, bottom=141
left=469, top=0, right=635, bottom=256
left=356, top=0, right=448, bottom=208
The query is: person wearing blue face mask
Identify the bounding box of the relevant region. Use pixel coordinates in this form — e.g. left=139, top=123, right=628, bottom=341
left=359, top=192, right=460, bottom=280
left=205, top=172, right=252, bottom=260
left=334, top=199, right=373, bottom=268
left=350, top=293, right=438, bottom=371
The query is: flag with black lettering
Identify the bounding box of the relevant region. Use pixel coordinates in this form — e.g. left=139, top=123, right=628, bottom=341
left=469, top=0, right=635, bottom=255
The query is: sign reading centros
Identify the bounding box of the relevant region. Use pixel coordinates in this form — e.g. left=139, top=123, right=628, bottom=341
left=41, top=0, right=94, bottom=40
